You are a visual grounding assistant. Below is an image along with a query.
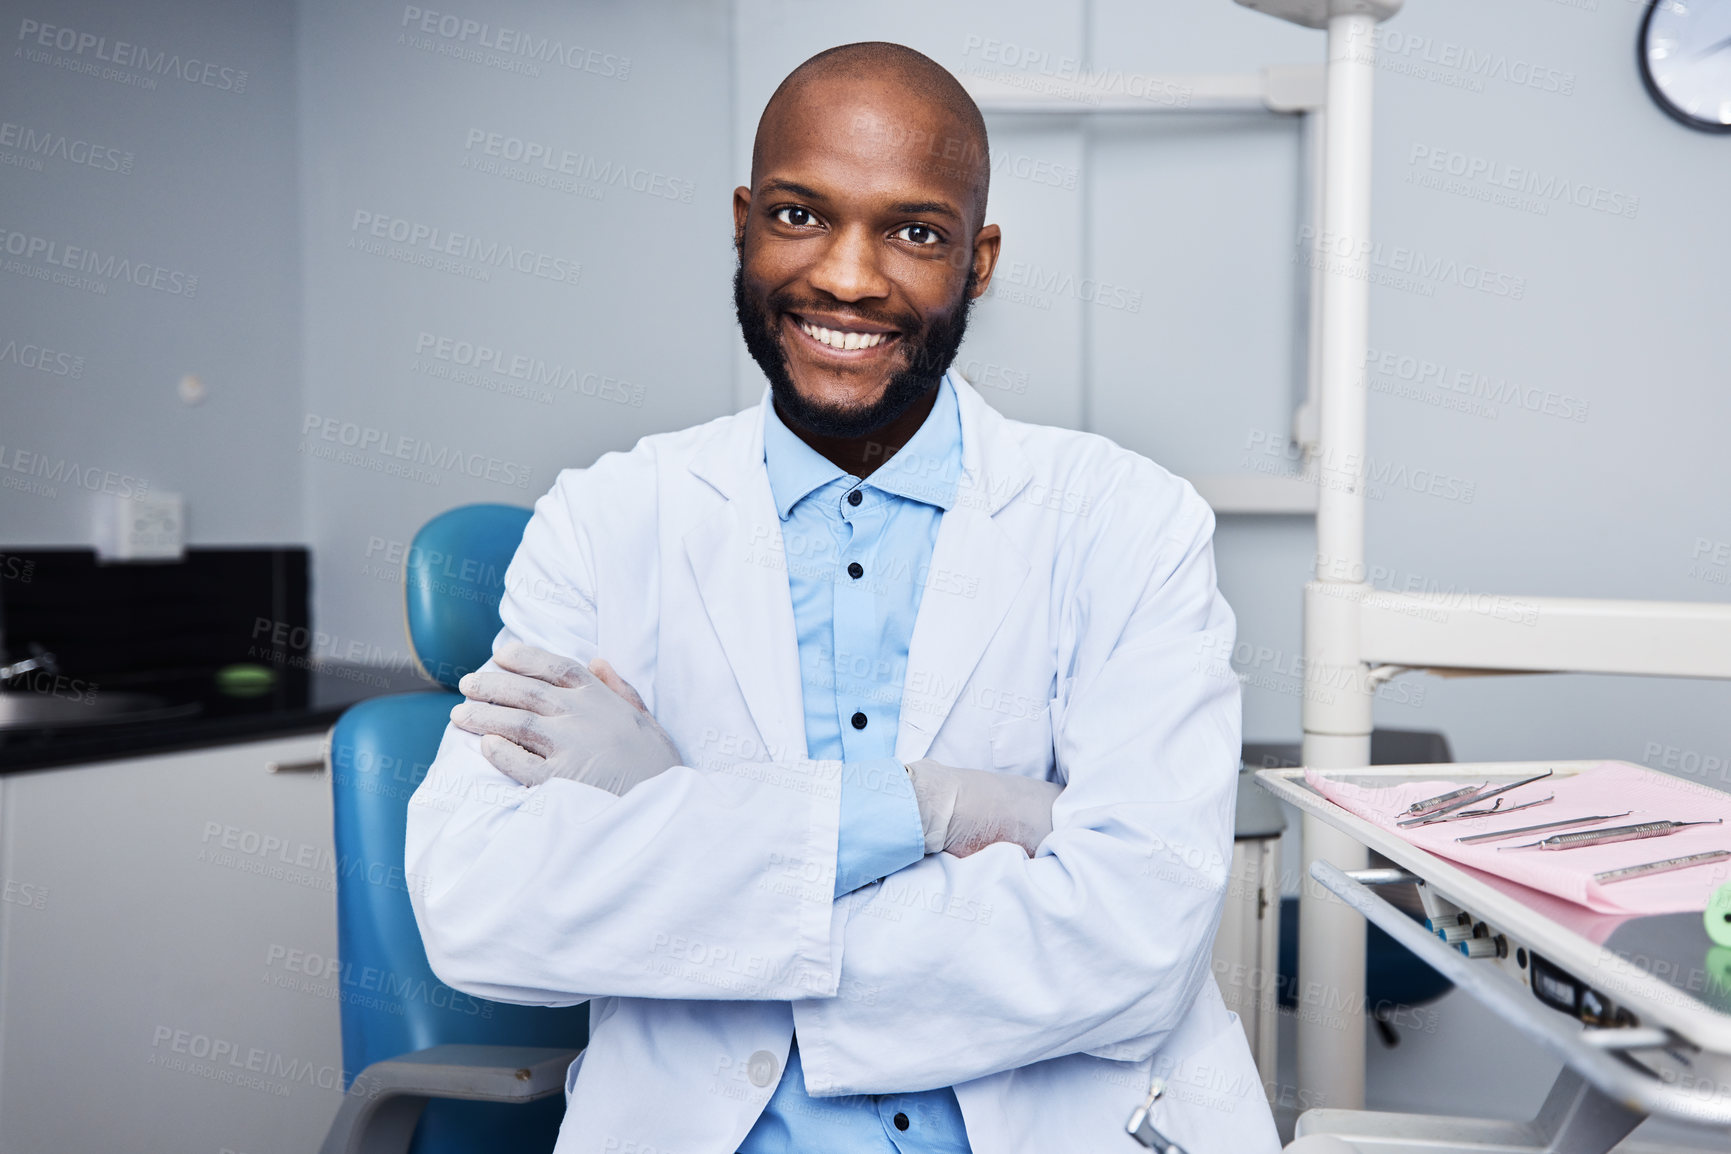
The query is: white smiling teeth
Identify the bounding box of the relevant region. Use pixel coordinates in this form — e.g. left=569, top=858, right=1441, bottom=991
left=799, top=320, right=887, bottom=351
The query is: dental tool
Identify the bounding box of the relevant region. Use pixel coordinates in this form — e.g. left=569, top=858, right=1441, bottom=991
left=1595, top=850, right=1731, bottom=886
left=1455, top=812, right=1633, bottom=845
left=1409, top=794, right=1554, bottom=826
left=1396, top=769, right=1554, bottom=828
left=1405, top=784, right=1488, bottom=818
left=1501, top=819, right=1724, bottom=852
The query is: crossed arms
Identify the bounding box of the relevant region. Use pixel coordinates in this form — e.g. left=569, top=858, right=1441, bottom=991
left=405, top=462, right=1241, bottom=1094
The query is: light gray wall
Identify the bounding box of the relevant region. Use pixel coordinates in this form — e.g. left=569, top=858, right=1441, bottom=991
left=296, top=0, right=737, bottom=660
left=13, top=0, right=1725, bottom=778
left=728, top=5, right=1731, bottom=1130
left=0, top=0, right=302, bottom=546
left=1310, top=0, right=1731, bottom=776
left=5, top=0, right=1731, bottom=1137
left=735, top=0, right=1731, bottom=780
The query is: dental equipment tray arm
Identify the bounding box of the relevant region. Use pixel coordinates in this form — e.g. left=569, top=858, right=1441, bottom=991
left=1257, top=761, right=1731, bottom=1132
left=1314, top=861, right=1731, bottom=1126
left=319, top=1043, right=581, bottom=1154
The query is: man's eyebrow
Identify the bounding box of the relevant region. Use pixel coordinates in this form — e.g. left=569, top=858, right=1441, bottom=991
left=759, top=179, right=828, bottom=201
left=759, top=180, right=964, bottom=223
left=890, top=200, right=962, bottom=221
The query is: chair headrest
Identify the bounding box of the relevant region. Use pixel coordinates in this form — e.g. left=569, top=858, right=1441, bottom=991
left=404, top=503, right=532, bottom=689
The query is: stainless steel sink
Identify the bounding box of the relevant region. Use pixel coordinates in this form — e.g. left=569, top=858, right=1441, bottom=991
left=0, top=690, right=201, bottom=731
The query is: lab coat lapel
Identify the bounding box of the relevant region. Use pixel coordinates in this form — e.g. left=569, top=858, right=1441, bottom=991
left=897, top=376, right=1035, bottom=762
left=684, top=406, right=809, bottom=762
left=898, top=507, right=1030, bottom=760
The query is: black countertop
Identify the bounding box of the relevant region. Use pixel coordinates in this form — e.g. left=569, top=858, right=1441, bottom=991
left=0, top=661, right=444, bottom=773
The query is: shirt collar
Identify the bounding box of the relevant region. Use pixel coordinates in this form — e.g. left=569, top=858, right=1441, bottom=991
left=762, top=373, right=963, bottom=520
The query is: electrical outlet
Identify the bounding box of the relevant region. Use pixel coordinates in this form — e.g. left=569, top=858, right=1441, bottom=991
left=94, top=492, right=185, bottom=561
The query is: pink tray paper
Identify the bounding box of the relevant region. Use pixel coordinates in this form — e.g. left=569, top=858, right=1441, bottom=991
left=1304, top=761, right=1731, bottom=915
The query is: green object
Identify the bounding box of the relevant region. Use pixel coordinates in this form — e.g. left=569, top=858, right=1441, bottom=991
left=215, top=663, right=277, bottom=697
left=1707, top=946, right=1731, bottom=995
left=1706, top=882, right=1731, bottom=949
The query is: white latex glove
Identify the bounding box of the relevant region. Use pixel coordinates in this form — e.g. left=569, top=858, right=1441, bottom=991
left=450, top=642, right=682, bottom=793
left=903, top=758, right=1063, bottom=858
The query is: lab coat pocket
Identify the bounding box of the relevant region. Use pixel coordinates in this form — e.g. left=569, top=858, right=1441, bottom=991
left=987, top=703, right=1054, bottom=779
left=1150, top=1009, right=1278, bottom=1153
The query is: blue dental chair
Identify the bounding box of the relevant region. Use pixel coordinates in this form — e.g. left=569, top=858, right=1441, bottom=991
left=319, top=504, right=589, bottom=1154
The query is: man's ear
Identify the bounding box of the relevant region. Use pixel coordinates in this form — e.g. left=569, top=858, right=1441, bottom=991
left=967, top=223, right=1002, bottom=299
left=732, top=185, right=752, bottom=249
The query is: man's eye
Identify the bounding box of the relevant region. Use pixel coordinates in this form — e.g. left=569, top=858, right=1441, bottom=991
left=895, top=224, right=940, bottom=246
left=774, top=206, right=817, bottom=228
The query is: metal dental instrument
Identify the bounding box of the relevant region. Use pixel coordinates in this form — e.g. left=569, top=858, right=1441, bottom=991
left=1594, top=850, right=1731, bottom=886
left=1455, top=812, right=1633, bottom=845
left=1125, top=1079, right=1188, bottom=1154
left=1396, top=769, right=1553, bottom=827
left=1500, top=818, right=1725, bottom=851
left=1405, top=783, right=1488, bottom=818
left=1410, top=794, right=1555, bottom=826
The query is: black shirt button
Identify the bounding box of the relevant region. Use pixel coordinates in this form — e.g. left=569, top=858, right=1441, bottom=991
left=848, top=561, right=864, bottom=579
left=894, top=1112, right=910, bottom=1130
left=847, top=489, right=863, bottom=506
left=851, top=712, right=868, bottom=730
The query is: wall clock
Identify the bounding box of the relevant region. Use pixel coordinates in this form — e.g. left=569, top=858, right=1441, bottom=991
left=1639, top=0, right=1731, bottom=132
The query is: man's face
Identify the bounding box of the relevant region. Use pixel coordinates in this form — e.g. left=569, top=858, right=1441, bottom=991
left=733, top=80, right=1000, bottom=439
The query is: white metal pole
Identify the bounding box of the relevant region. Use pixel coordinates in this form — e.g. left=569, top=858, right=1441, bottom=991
left=1299, top=6, right=1378, bottom=1114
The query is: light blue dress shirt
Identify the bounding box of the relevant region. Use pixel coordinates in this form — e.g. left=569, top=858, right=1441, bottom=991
left=737, top=376, right=973, bottom=1154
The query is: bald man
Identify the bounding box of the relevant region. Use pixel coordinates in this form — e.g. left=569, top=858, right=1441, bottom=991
left=410, top=42, right=1280, bottom=1154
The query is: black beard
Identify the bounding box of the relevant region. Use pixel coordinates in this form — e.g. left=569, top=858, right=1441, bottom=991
left=733, top=258, right=976, bottom=440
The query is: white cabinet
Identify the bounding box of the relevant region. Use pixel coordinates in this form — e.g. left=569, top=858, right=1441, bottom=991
left=0, top=732, right=345, bottom=1154
left=1212, top=770, right=1286, bottom=1094
left=1212, top=835, right=1282, bottom=1086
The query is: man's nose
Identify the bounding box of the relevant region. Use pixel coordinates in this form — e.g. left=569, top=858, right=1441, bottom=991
left=806, top=225, right=890, bottom=303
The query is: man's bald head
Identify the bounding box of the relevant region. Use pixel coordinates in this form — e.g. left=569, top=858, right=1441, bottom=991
left=731, top=41, right=1002, bottom=448
left=752, top=42, right=991, bottom=226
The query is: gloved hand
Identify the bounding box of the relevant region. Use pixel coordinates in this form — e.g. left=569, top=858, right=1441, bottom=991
left=450, top=642, right=682, bottom=793
left=903, top=758, right=1063, bottom=858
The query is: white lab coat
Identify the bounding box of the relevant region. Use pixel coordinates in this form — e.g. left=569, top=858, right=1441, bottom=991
left=406, top=374, right=1281, bottom=1154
